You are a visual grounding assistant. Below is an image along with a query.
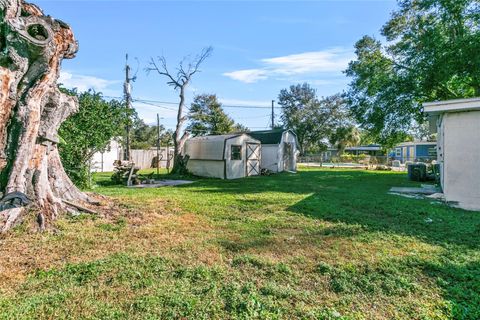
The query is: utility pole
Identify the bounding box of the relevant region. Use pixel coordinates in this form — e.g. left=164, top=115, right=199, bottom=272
left=271, top=100, right=275, bottom=129
left=156, top=113, right=160, bottom=176
left=123, top=54, right=134, bottom=161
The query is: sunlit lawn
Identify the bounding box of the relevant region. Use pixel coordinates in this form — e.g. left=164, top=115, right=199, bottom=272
left=0, top=167, right=479, bottom=319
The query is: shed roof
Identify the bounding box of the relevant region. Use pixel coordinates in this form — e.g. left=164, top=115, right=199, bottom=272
left=423, top=97, right=480, bottom=114
left=395, top=141, right=437, bottom=147
left=345, top=144, right=382, bottom=152
left=249, top=129, right=294, bottom=144
left=187, top=134, right=242, bottom=142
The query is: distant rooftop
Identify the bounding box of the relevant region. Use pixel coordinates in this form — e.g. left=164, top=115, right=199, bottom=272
left=395, top=141, right=437, bottom=147
left=327, top=144, right=382, bottom=151
left=345, top=144, right=382, bottom=151
left=423, top=97, right=480, bottom=114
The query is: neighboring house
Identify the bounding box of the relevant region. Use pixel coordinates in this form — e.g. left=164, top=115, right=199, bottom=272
left=424, top=97, right=480, bottom=211
left=345, top=144, right=383, bottom=156
left=91, top=140, right=122, bottom=172
left=322, top=144, right=383, bottom=161
left=91, top=140, right=173, bottom=172
left=248, top=129, right=299, bottom=172
left=391, top=141, right=437, bottom=164
left=183, top=134, right=261, bottom=179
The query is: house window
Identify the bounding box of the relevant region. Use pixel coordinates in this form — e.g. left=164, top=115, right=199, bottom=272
left=395, top=148, right=401, bottom=157
left=231, top=145, right=242, bottom=160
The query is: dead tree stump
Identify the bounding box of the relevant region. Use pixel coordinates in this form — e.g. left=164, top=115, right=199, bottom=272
left=0, top=0, right=91, bottom=231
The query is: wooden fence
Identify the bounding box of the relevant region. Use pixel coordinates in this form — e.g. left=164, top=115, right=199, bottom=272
left=130, top=148, right=173, bottom=169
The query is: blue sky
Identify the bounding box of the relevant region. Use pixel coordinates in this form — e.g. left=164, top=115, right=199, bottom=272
left=36, top=0, right=397, bottom=131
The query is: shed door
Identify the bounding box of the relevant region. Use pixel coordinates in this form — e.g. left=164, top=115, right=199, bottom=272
left=246, top=143, right=260, bottom=176
left=283, top=142, right=294, bottom=171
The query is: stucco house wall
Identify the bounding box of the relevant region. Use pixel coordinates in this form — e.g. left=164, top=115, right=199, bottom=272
left=440, top=111, right=480, bottom=210
left=424, top=98, right=480, bottom=211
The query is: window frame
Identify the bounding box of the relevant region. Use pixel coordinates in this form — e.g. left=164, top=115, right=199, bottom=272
left=231, top=145, right=242, bottom=160
left=395, top=148, right=401, bottom=157
left=428, top=147, right=437, bottom=157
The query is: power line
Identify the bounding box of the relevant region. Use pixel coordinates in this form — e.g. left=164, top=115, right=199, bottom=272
left=132, top=99, right=178, bottom=111
left=222, top=105, right=281, bottom=109
left=235, top=114, right=271, bottom=120
left=134, top=98, right=178, bottom=106
left=162, top=126, right=272, bottom=132
left=104, top=95, right=281, bottom=110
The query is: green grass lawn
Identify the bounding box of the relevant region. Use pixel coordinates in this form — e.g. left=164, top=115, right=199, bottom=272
left=0, top=168, right=479, bottom=319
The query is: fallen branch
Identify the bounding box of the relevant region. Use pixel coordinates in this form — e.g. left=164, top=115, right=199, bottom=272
left=62, top=199, right=97, bottom=214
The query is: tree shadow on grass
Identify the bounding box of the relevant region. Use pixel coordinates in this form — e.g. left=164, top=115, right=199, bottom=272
left=414, top=258, right=480, bottom=319
left=183, top=169, right=480, bottom=249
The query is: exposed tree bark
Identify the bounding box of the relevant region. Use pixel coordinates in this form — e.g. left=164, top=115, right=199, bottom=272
left=147, top=47, right=212, bottom=174
left=0, top=0, right=90, bottom=232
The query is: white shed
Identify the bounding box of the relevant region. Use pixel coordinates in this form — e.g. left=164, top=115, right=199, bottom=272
left=424, top=98, right=480, bottom=211
left=248, top=129, right=299, bottom=172
left=183, top=134, right=261, bottom=179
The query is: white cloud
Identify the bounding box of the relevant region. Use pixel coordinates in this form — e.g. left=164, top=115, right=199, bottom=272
left=223, top=48, right=354, bottom=84
left=219, top=98, right=271, bottom=107
left=59, top=71, right=120, bottom=93
left=132, top=101, right=179, bottom=120
left=222, top=69, right=268, bottom=84
left=262, top=49, right=352, bottom=74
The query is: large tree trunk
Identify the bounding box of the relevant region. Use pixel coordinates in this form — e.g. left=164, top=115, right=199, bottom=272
left=171, top=86, right=189, bottom=174
left=0, top=0, right=90, bottom=232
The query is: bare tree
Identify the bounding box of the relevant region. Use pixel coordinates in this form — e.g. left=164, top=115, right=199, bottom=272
left=147, top=47, right=212, bottom=174
left=0, top=0, right=94, bottom=232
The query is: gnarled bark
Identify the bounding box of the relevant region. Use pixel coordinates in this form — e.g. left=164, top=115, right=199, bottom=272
left=0, top=0, right=90, bottom=232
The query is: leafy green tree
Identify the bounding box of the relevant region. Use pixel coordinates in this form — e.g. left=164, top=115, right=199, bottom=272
left=233, top=123, right=249, bottom=133
left=346, top=0, right=480, bottom=146
left=279, top=84, right=350, bottom=155
left=58, top=89, right=127, bottom=188
left=329, top=126, right=361, bottom=155
left=358, top=129, right=378, bottom=146
left=187, top=94, right=244, bottom=136
left=129, top=117, right=173, bottom=149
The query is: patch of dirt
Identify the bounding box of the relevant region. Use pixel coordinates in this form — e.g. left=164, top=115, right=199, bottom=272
left=0, top=195, right=216, bottom=294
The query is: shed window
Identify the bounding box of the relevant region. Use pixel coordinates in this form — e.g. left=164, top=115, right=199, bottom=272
left=231, top=145, right=242, bottom=160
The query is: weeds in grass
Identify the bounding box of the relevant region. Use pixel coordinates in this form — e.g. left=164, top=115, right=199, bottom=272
left=98, top=217, right=127, bottom=232
left=1, top=168, right=479, bottom=319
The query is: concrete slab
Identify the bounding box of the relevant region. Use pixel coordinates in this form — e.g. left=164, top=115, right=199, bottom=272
left=388, top=192, right=424, bottom=199
left=389, top=186, right=440, bottom=195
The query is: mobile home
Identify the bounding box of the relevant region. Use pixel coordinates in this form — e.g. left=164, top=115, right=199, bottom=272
left=392, top=141, right=437, bottom=164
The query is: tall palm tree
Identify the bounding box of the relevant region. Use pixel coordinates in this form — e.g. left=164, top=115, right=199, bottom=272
left=330, top=126, right=361, bottom=155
